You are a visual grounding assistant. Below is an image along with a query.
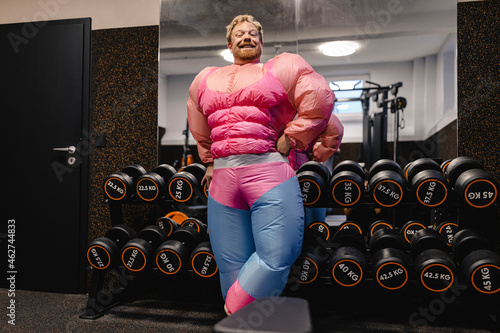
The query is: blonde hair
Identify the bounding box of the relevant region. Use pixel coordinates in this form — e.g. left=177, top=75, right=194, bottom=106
left=225, top=14, right=263, bottom=43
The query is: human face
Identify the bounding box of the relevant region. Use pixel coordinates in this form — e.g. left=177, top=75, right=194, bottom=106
left=228, top=22, right=263, bottom=64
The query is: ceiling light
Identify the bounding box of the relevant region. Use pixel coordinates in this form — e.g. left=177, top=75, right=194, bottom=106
left=221, top=49, right=234, bottom=63
left=319, top=41, right=358, bottom=57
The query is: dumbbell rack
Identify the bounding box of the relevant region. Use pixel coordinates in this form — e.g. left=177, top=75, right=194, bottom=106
left=83, top=165, right=499, bottom=328
left=289, top=188, right=500, bottom=329
left=81, top=192, right=213, bottom=320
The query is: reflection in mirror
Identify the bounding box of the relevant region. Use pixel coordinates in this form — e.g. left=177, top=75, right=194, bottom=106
left=158, top=0, right=457, bottom=167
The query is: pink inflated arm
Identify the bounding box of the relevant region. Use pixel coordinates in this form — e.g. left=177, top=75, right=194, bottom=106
left=274, top=53, right=334, bottom=150
left=312, top=114, right=344, bottom=162
left=187, top=67, right=215, bottom=164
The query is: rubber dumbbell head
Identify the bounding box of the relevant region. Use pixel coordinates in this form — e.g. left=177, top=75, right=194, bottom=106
left=136, top=164, right=176, bottom=202
left=104, top=164, right=147, bottom=201
left=435, top=221, right=459, bottom=247
left=190, top=241, right=218, bottom=278
left=155, top=216, right=179, bottom=237
left=411, top=169, right=449, bottom=207
left=168, top=163, right=207, bottom=203
left=329, top=246, right=366, bottom=288
left=369, top=228, right=406, bottom=255
left=338, top=220, right=364, bottom=235
left=371, top=247, right=410, bottom=291
left=368, top=220, right=393, bottom=239
left=155, top=239, right=192, bottom=275
left=414, top=248, right=456, bottom=293
left=87, top=224, right=136, bottom=270
left=400, top=220, right=427, bottom=245
left=445, top=156, right=483, bottom=188
left=405, top=158, right=449, bottom=207
left=180, top=218, right=208, bottom=240
left=454, top=168, right=498, bottom=209
left=405, top=158, right=441, bottom=182
left=368, top=160, right=406, bottom=208
left=304, top=221, right=331, bottom=246
left=121, top=225, right=167, bottom=272
left=410, top=229, right=448, bottom=259
left=440, top=159, right=453, bottom=175
left=290, top=242, right=328, bottom=285
left=329, top=160, right=366, bottom=207
left=452, top=228, right=494, bottom=263
left=461, top=249, right=500, bottom=295
left=331, top=228, right=366, bottom=252
left=368, top=159, right=403, bottom=179
left=297, top=161, right=331, bottom=206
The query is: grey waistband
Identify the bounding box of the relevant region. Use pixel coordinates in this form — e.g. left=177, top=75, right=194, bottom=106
left=214, top=152, right=289, bottom=169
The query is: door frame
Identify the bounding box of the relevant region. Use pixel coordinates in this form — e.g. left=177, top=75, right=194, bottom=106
left=76, top=17, right=91, bottom=294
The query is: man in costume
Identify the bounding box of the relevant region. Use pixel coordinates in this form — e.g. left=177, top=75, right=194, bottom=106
left=187, top=14, right=340, bottom=314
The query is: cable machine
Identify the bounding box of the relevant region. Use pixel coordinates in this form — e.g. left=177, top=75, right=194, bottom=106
left=333, top=81, right=406, bottom=169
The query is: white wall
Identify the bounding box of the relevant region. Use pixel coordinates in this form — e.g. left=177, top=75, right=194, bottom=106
left=0, top=0, right=159, bottom=30
left=159, top=33, right=457, bottom=146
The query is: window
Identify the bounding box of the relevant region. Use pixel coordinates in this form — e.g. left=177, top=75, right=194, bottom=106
left=329, top=79, right=364, bottom=114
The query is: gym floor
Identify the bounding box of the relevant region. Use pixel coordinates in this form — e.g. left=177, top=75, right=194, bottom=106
left=2, top=283, right=499, bottom=333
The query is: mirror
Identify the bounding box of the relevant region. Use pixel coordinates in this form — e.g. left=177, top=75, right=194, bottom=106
left=158, top=0, right=457, bottom=166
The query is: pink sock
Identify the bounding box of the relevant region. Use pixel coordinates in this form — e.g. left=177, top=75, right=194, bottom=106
left=225, top=279, right=256, bottom=314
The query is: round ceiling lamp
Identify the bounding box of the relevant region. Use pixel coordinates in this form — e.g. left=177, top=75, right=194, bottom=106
left=319, top=41, right=358, bottom=57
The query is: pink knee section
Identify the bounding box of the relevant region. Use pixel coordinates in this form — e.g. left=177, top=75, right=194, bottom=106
left=225, top=279, right=256, bottom=314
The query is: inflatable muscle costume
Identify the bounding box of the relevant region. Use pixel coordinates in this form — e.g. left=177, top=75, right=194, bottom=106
left=187, top=52, right=334, bottom=314
left=289, top=115, right=344, bottom=225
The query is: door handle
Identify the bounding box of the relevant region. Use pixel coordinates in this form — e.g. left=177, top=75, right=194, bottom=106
left=53, top=145, right=76, bottom=154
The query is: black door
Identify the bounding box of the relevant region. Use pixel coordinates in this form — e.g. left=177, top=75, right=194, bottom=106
left=0, top=18, right=91, bottom=293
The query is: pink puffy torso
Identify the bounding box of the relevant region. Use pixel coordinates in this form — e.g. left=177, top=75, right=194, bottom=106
left=197, top=60, right=295, bottom=159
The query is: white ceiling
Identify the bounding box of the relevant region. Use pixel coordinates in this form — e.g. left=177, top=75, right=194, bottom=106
left=159, top=0, right=457, bottom=76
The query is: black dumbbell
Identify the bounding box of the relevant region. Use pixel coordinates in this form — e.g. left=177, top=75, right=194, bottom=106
left=328, top=228, right=367, bottom=288
left=87, top=224, right=136, bottom=270
left=400, top=220, right=427, bottom=245
left=368, top=159, right=406, bottom=208
left=368, top=220, right=393, bottom=240
left=104, top=164, right=147, bottom=201
left=405, top=158, right=449, bottom=208
left=338, top=220, right=364, bottom=236
left=434, top=221, right=459, bottom=247
left=190, top=241, right=218, bottom=278
left=369, top=228, right=410, bottom=291
left=168, top=163, right=207, bottom=204
left=180, top=217, right=208, bottom=239
left=155, top=219, right=207, bottom=276
left=135, top=164, right=177, bottom=202
left=290, top=226, right=330, bottom=285
left=452, top=229, right=500, bottom=295
left=440, top=159, right=453, bottom=175
left=155, top=216, right=179, bottom=237
left=329, top=160, right=366, bottom=207
left=446, top=156, right=498, bottom=209
left=296, top=161, right=331, bottom=206
left=410, top=229, right=456, bottom=293
left=305, top=220, right=331, bottom=246
left=121, top=225, right=168, bottom=272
